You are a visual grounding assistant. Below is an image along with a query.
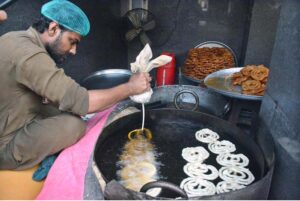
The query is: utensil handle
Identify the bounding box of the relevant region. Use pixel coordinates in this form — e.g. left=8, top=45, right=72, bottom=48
left=140, top=181, right=188, bottom=199
left=0, top=0, right=17, bottom=9
left=174, top=90, right=199, bottom=111
left=221, top=102, right=231, bottom=118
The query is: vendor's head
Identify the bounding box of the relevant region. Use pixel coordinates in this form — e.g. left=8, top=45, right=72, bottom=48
left=32, top=0, right=90, bottom=64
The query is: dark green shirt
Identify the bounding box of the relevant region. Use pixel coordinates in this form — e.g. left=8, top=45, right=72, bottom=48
left=0, top=27, right=88, bottom=143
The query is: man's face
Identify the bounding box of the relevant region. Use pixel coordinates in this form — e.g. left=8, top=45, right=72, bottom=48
left=46, top=29, right=81, bottom=64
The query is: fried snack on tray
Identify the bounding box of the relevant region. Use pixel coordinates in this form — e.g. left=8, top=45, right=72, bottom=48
left=251, top=66, right=269, bottom=81
left=183, top=47, right=235, bottom=80
left=241, top=65, right=255, bottom=76
left=232, top=72, right=249, bottom=85
left=232, top=65, right=269, bottom=96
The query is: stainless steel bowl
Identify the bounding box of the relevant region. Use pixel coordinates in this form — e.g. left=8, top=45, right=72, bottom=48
left=81, top=69, right=132, bottom=90
left=195, top=41, right=238, bottom=66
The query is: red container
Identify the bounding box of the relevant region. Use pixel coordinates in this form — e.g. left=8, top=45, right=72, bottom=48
left=156, top=52, right=176, bottom=86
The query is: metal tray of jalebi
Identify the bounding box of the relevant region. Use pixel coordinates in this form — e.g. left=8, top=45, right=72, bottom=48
left=195, top=41, right=238, bottom=66
left=204, top=67, right=263, bottom=101
left=182, top=41, right=238, bottom=83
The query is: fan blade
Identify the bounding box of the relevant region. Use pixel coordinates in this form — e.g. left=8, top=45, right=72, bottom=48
left=127, top=11, right=141, bottom=28
left=125, top=29, right=141, bottom=41
left=139, top=31, right=151, bottom=46
left=142, top=19, right=156, bottom=31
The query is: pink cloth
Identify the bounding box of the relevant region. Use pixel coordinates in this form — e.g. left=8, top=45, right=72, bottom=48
left=36, top=106, right=115, bottom=200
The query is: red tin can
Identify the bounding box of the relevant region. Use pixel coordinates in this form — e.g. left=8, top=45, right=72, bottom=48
left=156, top=52, right=176, bottom=86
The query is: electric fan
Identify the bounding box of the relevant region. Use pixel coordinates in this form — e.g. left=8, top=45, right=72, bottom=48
left=123, top=8, right=156, bottom=46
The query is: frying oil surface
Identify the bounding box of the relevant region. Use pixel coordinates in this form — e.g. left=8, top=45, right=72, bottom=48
left=117, top=135, right=161, bottom=193
left=117, top=104, right=161, bottom=196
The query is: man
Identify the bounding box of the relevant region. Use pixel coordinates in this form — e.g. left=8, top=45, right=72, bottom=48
left=0, top=0, right=151, bottom=170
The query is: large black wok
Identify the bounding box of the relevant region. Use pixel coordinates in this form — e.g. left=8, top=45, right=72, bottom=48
left=93, top=108, right=272, bottom=199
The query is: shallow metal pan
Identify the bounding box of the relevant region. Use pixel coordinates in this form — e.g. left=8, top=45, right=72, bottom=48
left=81, top=69, right=131, bottom=90
left=182, top=41, right=238, bottom=84
left=204, top=67, right=263, bottom=101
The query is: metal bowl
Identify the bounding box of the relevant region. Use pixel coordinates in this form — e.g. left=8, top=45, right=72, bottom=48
left=195, top=41, right=238, bottom=66
left=182, top=41, right=238, bottom=84
left=81, top=69, right=131, bottom=90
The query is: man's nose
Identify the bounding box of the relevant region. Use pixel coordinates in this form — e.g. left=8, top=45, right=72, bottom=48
left=69, top=45, right=77, bottom=55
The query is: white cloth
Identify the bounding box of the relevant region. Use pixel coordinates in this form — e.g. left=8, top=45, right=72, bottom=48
left=130, top=44, right=172, bottom=103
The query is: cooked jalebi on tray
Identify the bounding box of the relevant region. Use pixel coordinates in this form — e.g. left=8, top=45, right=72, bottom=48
left=231, top=65, right=269, bottom=96
left=183, top=47, right=235, bottom=80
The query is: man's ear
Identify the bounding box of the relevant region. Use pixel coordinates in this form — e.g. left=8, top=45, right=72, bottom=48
left=48, top=22, right=60, bottom=37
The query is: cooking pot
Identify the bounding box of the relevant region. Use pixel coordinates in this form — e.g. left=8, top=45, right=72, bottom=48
left=93, top=108, right=274, bottom=199
left=81, top=69, right=131, bottom=90
left=150, top=85, right=230, bottom=117
left=107, top=85, right=231, bottom=122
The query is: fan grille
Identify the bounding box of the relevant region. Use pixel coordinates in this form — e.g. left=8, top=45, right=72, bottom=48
left=123, top=8, right=156, bottom=45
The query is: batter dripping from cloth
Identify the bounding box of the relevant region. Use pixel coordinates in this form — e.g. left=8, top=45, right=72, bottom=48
left=128, top=44, right=172, bottom=138
left=117, top=44, right=172, bottom=196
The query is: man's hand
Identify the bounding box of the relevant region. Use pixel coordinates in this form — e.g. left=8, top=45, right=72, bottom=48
left=126, top=72, right=152, bottom=96
left=87, top=72, right=152, bottom=113
left=0, top=10, right=7, bottom=22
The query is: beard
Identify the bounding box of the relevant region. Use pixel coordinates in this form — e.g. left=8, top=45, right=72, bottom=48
left=45, top=33, right=69, bottom=64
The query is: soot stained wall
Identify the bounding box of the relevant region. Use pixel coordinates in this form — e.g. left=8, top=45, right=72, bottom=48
left=259, top=0, right=300, bottom=199
left=0, top=0, right=126, bottom=84
left=126, top=0, right=253, bottom=74
left=244, top=0, right=281, bottom=66
left=64, top=0, right=127, bottom=84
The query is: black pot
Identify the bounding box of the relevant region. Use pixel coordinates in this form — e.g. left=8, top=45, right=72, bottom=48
left=93, top=109, right=275, bottom=200
left=107, top=85, right=231, bottom=122
left=150, top=85, right=231, bottom=118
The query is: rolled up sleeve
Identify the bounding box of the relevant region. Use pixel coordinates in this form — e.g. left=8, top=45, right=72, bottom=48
left=15, top=52, right=89, bottom=116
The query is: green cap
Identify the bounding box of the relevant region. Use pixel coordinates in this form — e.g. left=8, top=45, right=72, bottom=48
left=41, top=0, right=90, bottom=36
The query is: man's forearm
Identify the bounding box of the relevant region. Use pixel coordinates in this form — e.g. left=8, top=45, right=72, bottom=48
left=87, top=72, right=151, bottom=113
left=87, top=83, right=131, bottom=113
